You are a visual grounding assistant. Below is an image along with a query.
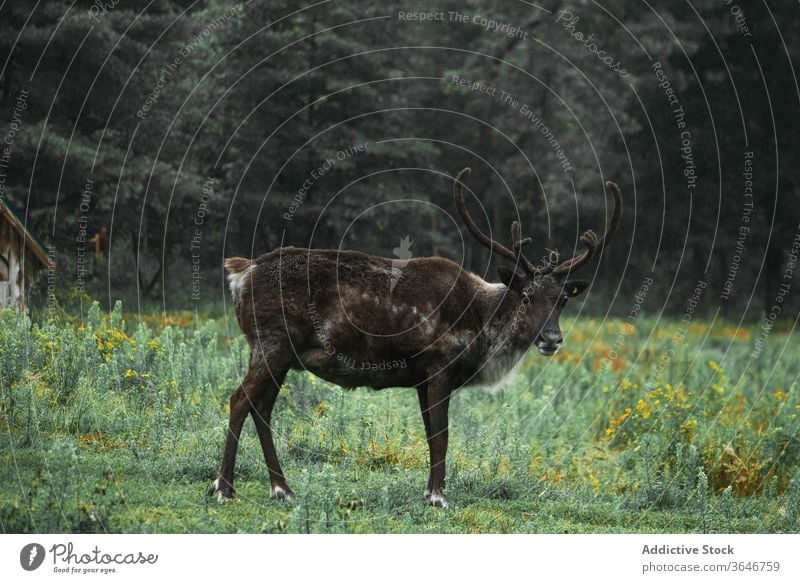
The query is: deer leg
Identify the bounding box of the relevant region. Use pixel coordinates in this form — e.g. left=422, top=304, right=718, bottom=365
left=425, top=379, right=451, bottom=508
left=208, top=370, right=259, bottom=502
left=251, top=370, right=293, bottom=500
left=416, top=385, right=433, bottom=496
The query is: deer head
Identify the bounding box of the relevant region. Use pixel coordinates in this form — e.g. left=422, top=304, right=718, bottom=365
left=453, top=167, right=622, bottom=356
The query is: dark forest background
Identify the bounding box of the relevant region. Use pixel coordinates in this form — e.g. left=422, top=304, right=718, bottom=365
left=2, top=0, right=799, bottom=318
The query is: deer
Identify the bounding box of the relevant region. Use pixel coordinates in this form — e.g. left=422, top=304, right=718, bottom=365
left=209, top=167, right=622, bottom=508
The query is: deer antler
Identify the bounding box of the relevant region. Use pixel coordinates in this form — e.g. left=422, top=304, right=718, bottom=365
left=453, top=168, right=623, bottom=278
left=551, top=180, right=623, bottom=275
left=453, top=168, right=550, bottom=276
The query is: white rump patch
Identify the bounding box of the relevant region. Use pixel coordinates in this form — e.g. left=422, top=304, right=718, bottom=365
left=227, top=263, right=254, bottom=297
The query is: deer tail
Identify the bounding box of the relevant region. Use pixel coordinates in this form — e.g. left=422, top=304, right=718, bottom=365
left=224, top=257, right=252, bottom=274
left=224, top=257, right=254, bottom=297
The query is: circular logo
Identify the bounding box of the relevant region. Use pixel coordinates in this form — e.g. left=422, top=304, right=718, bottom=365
left=20, top=543, right=46, bottom=571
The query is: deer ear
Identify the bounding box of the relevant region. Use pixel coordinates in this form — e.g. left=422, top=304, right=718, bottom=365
left=498, top=266, right=527, bottom=292
left=565, top=280, right=590, bottom=297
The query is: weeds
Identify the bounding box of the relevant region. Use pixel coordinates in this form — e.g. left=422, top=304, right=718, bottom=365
left=0, top=304, right=798, bottom=533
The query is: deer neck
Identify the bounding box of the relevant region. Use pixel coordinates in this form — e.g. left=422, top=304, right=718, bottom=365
left=475, top=282, right=531, bottom=353
left=465, top=281, right=533, bottom=393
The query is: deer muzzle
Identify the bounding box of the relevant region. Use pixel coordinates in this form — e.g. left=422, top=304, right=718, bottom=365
left=535, top=329, right=563, bottom=357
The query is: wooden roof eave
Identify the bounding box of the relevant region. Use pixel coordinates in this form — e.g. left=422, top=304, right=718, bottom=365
left=0, top=196, right=52, bottom=268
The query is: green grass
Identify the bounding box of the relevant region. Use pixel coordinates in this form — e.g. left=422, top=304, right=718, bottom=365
left=1, top=302, right=798, bottom=533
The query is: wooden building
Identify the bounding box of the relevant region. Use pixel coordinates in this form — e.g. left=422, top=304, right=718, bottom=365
left=0, top=193, right=51, bottom=309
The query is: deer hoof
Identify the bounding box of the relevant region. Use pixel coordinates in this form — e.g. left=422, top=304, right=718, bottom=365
left=425, top=491, right=449, bottom=508
left=270, top=484, right=295, bottom=500
left=217, top=491, right=236, bottom=504
left=208, top=478, right=235, bottom=503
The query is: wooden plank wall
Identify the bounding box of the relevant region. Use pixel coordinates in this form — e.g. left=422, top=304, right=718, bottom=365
left=0, top=219, right=41, bottom=310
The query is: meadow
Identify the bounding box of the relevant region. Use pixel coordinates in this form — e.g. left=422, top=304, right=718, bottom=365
left=1, top=301, right=798, bottom=533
